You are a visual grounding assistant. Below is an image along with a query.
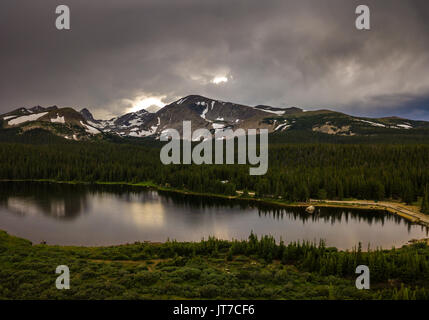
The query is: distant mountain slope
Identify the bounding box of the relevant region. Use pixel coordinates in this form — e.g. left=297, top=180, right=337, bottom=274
left=0, top=106, right=102, bottom=141
left=1, top=95, right=429, bottom=141
left=145, top=95, right=283, bottom=136
left=267, top=109, right=429, bottom=136
left=254, top=105, right=302, bottom=115
left=96, top=109, right=156, bottom=137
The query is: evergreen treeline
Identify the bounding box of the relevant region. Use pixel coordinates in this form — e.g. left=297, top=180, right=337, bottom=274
left=1, top=230, right=429, bottom=300
left=84, top=232, right=429, bottom=299
left=0, top=141, right=429, bottom=206
left=422, top=186, right=429, bottom=214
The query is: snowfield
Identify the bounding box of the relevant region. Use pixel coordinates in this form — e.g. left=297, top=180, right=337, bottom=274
left=397, top=124, right=412, bottom=129
left=80, top=121, right=101, bottom=135
left=8, top=112, right=48, bottom=125
left=258, top=109, right=286, bottom=115
left=358, top=119, right=386, bottom=127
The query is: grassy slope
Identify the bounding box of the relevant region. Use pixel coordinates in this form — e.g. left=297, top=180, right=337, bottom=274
left=1, top=230, right=428, bottom=300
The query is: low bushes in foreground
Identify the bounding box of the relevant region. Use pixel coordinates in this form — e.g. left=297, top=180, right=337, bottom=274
left=0, top=231, right=428, bottom=300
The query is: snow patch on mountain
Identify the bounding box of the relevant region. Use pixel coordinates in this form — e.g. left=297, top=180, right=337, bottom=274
left=87, top=120, right=102, bottom=128
left=51, top=115, right=65, bottom=123
left=129, top=118, right=143, bottom=126
left=8, top=112, right=48, bottom=125
left=80, top=121, right=101, bottom=135
left=128, top=128, right=156, bottom=137
left=258, top=109, right=286, bottom=115
left=200, top=105, right=209, bottom=120
left=212, top=123, right=225, bottom=129
left=275, top=123, right=290, bottom=131
left=397, top=124, right=412, bottom=129
left=358, top=119, right=386, bottom=128
left=176, top=97, right=187, bottom=105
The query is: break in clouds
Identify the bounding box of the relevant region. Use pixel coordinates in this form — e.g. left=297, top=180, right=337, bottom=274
left=1, top=0, right=429, bottom=119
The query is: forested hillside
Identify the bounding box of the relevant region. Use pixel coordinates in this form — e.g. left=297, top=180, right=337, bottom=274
left=0, top=135, right=428, bottom=205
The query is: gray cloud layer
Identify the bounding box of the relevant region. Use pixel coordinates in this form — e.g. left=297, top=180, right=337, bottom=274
left=1, top=0, right=429, bottom=119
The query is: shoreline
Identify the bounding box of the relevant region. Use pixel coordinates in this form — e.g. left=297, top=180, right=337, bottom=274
left=1, top=178, right=429, bottom=227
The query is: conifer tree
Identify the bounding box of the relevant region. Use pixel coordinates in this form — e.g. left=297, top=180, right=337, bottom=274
left=421, top=185, right=429, bottom=215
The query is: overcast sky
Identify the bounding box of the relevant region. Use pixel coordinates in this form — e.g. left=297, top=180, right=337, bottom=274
left=1, top=0, right=429, bottom=120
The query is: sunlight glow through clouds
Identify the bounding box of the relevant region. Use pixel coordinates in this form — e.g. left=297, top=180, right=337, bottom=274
left=126, top=95, right=167, bottom=113
left=212, top=76, right=228, bottom=84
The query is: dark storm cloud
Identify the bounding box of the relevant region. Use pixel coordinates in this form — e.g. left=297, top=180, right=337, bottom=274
left=1, top=0, right=429, bottom=119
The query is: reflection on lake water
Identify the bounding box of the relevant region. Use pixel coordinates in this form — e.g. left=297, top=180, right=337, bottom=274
left=0, top=182, right=427, bottom=249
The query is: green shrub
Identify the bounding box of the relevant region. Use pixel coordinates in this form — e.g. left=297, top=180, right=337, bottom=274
left=134, top=271, right=160, bottom=286
left=199, top=284, right=220, bottom=298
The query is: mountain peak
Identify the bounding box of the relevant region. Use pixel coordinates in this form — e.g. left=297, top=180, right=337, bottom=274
left=2, top=96, right=429, bottom=141
left=172, top=94, right=229, bottom=106
left=80, top=108, right=98, bottom=123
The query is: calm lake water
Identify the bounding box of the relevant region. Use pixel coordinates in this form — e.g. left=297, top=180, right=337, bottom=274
left=0, top=182, right=427, bottom=249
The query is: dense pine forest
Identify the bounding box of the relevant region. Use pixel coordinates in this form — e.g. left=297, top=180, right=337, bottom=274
left=0, top=133, right=428, bottom=207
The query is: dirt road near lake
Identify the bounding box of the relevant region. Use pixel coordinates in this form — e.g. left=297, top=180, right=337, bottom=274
left=309, top=199, right=429, bottom=227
